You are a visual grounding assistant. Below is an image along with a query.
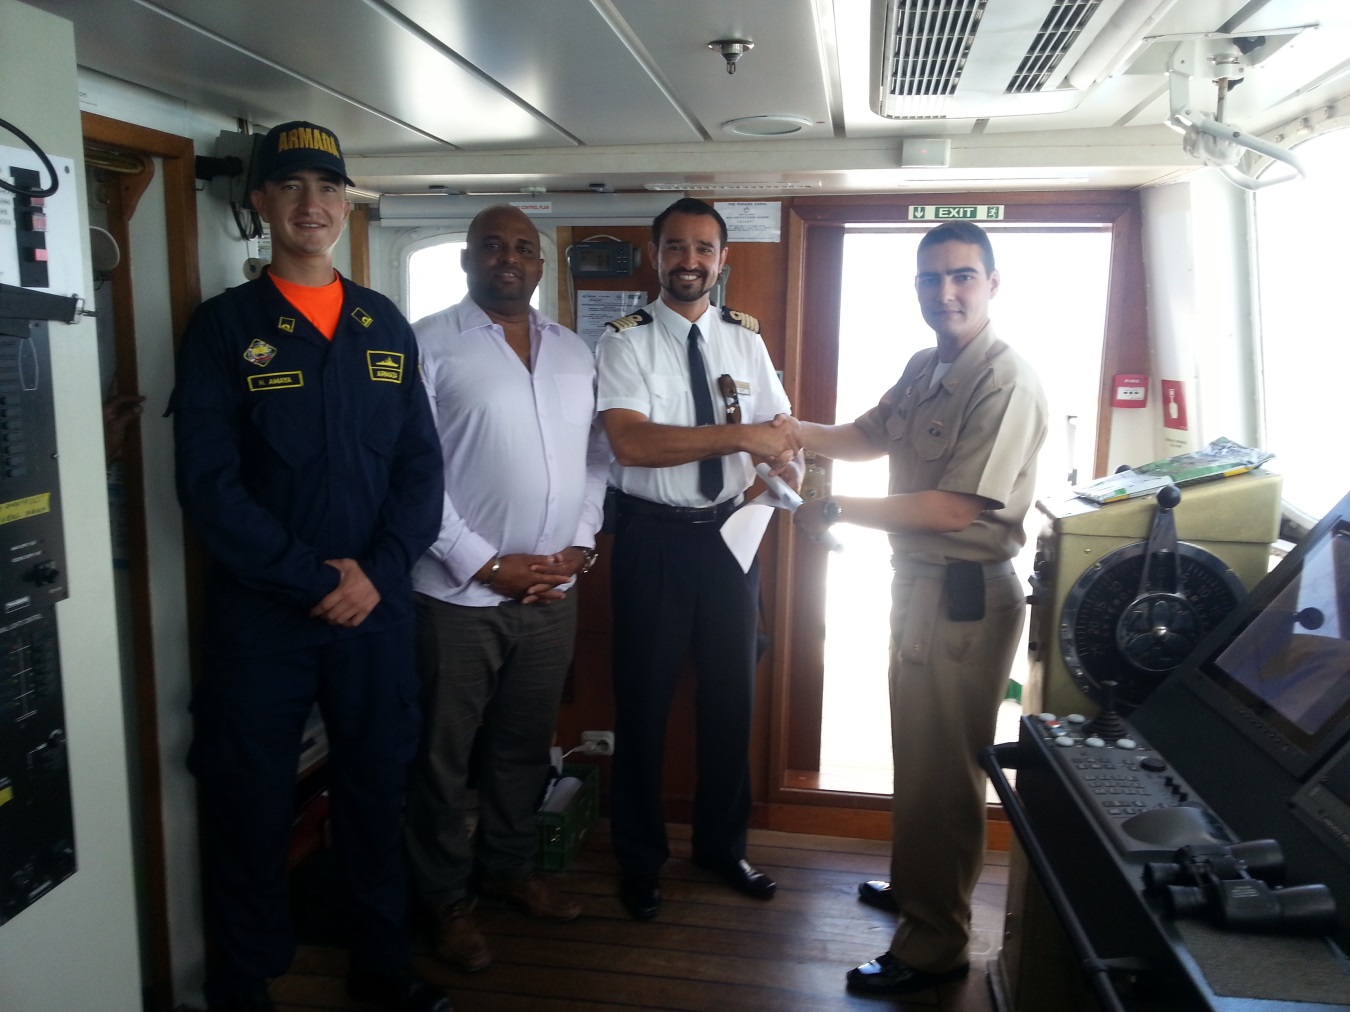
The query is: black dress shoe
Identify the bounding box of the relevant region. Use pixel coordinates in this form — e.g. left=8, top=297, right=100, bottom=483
left=858, top=878, right=898, bottom=913
left=845, top=952, right=969, bottom=995
left=692, top=855, right=777, bottom=899
left=619, top=875, right=662, bottom=920
left=348, top=965, right=453, bottom=1011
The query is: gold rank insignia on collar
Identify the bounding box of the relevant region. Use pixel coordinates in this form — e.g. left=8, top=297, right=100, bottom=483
left=721, top=306, right=759, bottom=333
left=244, top=338, right=278, bottom=367
left=608, top=309, right=652, bottom=331
left=277, top=317, right=296, bottom=334
left=351, top=307, right=374, bottom=328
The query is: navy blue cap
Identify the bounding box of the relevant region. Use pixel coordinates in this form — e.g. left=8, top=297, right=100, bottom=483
left=253, top=120, right=354, bottom=188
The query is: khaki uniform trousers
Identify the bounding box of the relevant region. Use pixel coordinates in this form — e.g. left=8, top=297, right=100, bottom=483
left=887, top=561, right=1026, bottom=973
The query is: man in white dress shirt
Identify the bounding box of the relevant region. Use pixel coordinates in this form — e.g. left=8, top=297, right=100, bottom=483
left=404, top=205, right=609, bottom=972
left=596, top=197, right=802, bottom=920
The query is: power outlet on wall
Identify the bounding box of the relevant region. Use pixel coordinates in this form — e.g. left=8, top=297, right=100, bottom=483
left=579, top=730, right=615, bottom=756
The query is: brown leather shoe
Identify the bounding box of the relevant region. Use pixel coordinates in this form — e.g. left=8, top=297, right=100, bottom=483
left=433, top=899, right=491, bottom=973
left=480, top=873, right=582, bottom=921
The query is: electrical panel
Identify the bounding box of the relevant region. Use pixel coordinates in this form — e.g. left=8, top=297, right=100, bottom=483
left=0, top=139, right=78, bottom=925
left=0, top=608, right=72, bottom=925
left=1, top=144, right=82, bottom=298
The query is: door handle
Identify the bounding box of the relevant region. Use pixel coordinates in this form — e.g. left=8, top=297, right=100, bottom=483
left=801, top=451, right=830, bottom=502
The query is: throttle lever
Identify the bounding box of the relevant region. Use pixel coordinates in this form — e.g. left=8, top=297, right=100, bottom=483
left=1115, top=484, right=1203, bottom=673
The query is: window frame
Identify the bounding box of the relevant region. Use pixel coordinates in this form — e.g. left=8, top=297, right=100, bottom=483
left=395, top=225, right=559, bottom=324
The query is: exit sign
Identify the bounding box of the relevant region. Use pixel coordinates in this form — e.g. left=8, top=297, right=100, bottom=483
left=908, top=205, right=1005, bottom=220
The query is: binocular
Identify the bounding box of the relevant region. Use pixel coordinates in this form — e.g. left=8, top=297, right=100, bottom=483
left=1144, top=840, right=1338, bottom=937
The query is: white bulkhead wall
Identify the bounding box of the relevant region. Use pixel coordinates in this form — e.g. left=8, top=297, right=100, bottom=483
left=1140, top=171, right=1260, bottom=462
left=0, top=2, right=142, bottom=1009
left=4, top=9, right=359, bottom=1008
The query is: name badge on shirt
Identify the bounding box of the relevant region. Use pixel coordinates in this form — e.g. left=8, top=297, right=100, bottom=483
left=248, top=371, right=304, bottom=392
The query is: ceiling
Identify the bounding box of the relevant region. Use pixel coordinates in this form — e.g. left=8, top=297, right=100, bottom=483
left=25, top=0, right=1350, bottom=200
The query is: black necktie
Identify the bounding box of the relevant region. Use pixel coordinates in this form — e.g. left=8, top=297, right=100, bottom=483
left=687, top=324, right=723, bottom=502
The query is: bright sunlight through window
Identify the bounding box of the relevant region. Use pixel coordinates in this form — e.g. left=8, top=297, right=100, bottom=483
left=1253, top=128, right=1350, bottom=521
left=818, top=228, right=1111, bottom=794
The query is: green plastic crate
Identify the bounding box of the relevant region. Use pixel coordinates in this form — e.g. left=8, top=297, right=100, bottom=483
left=536, top=763, right=599, bottom=871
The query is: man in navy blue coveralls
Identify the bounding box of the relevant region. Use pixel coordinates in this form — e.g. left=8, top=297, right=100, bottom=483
left=173, top=121, right=448, bottom=1012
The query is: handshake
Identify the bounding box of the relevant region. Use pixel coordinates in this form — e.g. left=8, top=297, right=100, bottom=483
left=745, top=412, right=803, bottom=471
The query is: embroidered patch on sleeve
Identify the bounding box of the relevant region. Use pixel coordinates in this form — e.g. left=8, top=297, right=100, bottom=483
left=244, top=339, right=278, bottom=367
left=351, top=307, right=375, bottom=328
left=368, top=351, right=405, bottom=383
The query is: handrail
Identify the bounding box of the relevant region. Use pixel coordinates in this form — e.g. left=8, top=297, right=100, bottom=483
left=981, top=741, right=1130, bottom=1012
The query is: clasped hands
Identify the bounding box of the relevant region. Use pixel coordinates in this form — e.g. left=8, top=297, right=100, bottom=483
left=749, top=412, right=803, bottom=476
left=479, top=549, right=588, bottom=605
left=311, top=558, right=380, bottom=628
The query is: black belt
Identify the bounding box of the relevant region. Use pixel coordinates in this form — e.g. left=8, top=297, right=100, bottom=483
left=615, top=491, right=741, bottom=524
left=890, top=555, right=1016, bottom=579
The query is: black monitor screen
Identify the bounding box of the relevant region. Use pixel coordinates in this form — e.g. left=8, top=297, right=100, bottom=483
left=1201, top=517, right=1350, bottom=759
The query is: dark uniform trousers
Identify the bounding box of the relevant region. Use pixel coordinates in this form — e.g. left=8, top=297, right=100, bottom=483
left=609, top=507, right=761, bottom=877
left=189, top=626, right=419, bottom=998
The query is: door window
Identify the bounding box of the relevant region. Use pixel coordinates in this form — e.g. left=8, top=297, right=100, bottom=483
left=819, top=226, right=1112, bottom=793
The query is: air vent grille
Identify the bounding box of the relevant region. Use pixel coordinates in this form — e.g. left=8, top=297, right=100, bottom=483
left=879, top=0, right=987, bottom=118
left=1006, top=0, right=1103, bottom=94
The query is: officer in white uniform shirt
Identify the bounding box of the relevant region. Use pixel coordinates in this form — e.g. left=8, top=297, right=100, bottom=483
left=595, top=197, right=802, bottom=921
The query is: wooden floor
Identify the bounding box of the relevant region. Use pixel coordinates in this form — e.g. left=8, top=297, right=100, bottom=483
left=273, top=822, right=1008, bottom=1012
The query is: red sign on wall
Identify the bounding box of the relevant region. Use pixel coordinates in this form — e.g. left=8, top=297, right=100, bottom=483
left=1160, top=379, right=1188, bottom=430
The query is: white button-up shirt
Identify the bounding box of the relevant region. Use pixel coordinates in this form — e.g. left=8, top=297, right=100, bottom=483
left=596, top=298, right=792, bottom=507
left=412, top=298, right=609, bottom=607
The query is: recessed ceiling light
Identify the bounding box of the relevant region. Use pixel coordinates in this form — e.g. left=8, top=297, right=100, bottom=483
left=721, top=114, right=814, bottom=137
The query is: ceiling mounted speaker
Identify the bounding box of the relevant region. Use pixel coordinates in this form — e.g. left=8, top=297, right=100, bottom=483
left=89, top=226, right=121, bottom=273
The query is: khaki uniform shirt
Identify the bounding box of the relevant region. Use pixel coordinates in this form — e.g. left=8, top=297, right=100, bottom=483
left=853, top=324, right=1048, bottom=564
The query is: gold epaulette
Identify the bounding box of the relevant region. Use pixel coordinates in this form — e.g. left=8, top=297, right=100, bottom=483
left=721, top=306, right=760, bottom=333
left=607, top=309, right=653, bottom=332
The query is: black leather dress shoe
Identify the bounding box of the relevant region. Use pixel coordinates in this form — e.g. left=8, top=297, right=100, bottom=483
left=348, top=965, right=453, bottom=1011
left=845, top=952, right=969, bottom=995
left=620, top=875, right=662, bottom=920
left=858, top=878, right=898, bottom=913
left=692, top=856, right=777, bottom=899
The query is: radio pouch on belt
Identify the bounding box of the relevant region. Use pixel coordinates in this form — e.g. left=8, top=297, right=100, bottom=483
left=945, top=560, right=985, bottom=622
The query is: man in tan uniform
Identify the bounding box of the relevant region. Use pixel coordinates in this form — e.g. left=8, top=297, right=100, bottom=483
left=795, top=221, right=1047, bottom=997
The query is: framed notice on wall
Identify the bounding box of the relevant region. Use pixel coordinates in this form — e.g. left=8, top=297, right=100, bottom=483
left=575, top=290, right=645, bottom=351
